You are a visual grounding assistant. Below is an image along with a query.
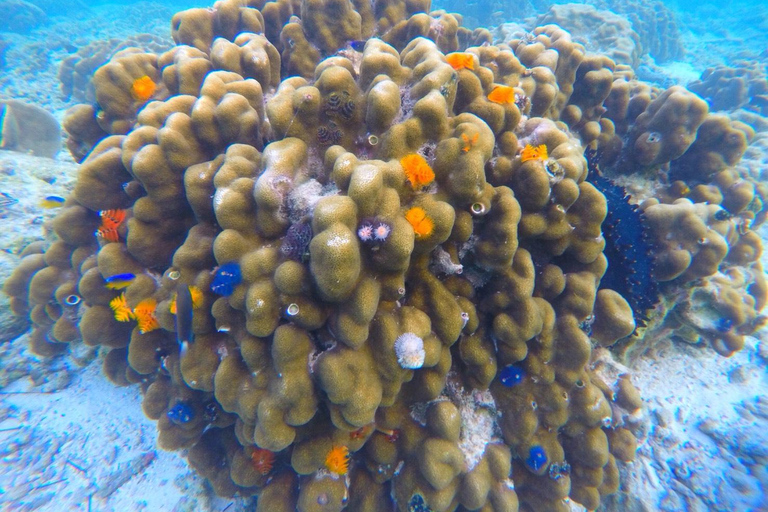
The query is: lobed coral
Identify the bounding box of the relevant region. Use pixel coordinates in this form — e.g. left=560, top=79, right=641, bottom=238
left=58, top=34, right=173, bottom=105
left=534, top=4, right=642, bottom=69
left=3, top=0, right=766, bottom=511
left=595, top=0, right=684, bottom=64
left=688, top=60, right=768, bottom=115
left=0, top=0, right=46, bottom=33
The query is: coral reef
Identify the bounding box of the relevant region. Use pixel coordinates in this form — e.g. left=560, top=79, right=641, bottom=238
left=688, top=61, right=768, bottom=115
left=0, top=0, right=47, bottom=33
left=3, top=1, right=766, bottom=511
left=25, top=0, right=90, bottom=17
left=0, top=1, right=176, bottom=111
left=595, top=0, right=684, bottom=64
left=58, top=33, right=173, bottom=104
left=534, top=4, right=642, bottom=69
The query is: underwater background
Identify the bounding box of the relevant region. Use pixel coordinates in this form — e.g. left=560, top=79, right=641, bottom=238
left=1, top=0, right=767, bottom=511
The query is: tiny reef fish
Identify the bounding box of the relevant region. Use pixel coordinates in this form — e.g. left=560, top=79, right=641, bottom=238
left=104, top=273, right=136, bottom=290
left=40, top=195, right=66, bottom=208
left=445, top=52, right=474, bottom=71
left=176, top=282, right=195, bottom=358
left=131, top=75, right=156, bottom=102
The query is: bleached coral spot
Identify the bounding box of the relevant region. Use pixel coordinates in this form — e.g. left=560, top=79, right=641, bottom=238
left=394, top=332, right=425, bottom=369
left=326, top=233, right=350, bottom=248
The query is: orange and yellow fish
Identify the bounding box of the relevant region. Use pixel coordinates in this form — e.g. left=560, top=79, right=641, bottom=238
left=521, top=144, right=548, bottom=162
left=131, top=75, right=156, bottom=102
left=445, top=52, right=474, bottom=71
left=401, top=154, right=435, bottom=190
left=40, top=195, right=66, bottom=208
left=487, top=85, right=516, bottom=104
left=104, top=273, right=136, bottom=290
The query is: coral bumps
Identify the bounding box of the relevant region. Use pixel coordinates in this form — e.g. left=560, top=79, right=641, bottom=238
left=3, top=1, right=767, bottom=511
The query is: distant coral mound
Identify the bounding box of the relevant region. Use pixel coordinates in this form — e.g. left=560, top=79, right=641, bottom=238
left=0, top=0, right=47, bottom=33
left=535, top=4, right=642, bottom=68
left=689, top=61, right=768, bottom=114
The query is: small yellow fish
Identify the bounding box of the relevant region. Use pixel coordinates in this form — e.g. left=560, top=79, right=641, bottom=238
left=40, top=195, right=66, bottom=208
left=104, top=273, right=136, bottom=290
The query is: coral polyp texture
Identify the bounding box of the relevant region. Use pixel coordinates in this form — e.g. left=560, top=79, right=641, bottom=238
left=3, top=0, right=767, bottom=511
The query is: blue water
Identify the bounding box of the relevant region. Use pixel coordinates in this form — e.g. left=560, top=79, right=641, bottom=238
left=1, top=0, right=766, bottom=511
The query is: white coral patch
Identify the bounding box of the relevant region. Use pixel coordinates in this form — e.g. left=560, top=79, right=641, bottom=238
left=394, top=332, right=425, bottom=369
left=326, top=233, right=350, bottom=248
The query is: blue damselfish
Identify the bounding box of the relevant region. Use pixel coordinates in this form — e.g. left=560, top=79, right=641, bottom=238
left=104, top=273, right=136, bottom=290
